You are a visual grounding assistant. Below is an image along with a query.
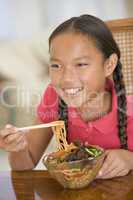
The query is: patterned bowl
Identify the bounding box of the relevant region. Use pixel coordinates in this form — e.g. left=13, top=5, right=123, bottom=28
left=43, top=144, right=105, bottom=189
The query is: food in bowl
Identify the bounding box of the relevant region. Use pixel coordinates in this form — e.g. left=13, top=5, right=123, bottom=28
left=43, top=141, right=105, bottom=189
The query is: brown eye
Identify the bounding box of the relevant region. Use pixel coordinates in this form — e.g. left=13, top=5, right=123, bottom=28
left=50, top=64, right=60, bottom=68
left=77, top=63, right=88, bottom=67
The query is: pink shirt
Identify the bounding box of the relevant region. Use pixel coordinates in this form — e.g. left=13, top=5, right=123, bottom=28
left=37, top=82, right=133, bottom=151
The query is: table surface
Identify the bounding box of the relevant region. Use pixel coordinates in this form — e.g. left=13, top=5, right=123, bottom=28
left=0, top=170, right=133, bottom=200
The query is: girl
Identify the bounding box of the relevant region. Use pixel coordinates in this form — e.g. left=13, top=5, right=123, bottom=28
left=0, top=14, right=133, bottom=179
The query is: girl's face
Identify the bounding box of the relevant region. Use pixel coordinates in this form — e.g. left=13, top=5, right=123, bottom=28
left=49, top=32, right=108, bottom=108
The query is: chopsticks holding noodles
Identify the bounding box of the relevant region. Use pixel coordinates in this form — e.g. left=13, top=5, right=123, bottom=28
left=18, top=121, right=64, bottom=131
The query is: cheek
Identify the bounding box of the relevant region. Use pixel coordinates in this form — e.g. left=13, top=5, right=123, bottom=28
left=49, top=70, right=61, bottom=86
left=79, top=68, right=97, bottom=85
left=79, top=69, right=106, bottom=91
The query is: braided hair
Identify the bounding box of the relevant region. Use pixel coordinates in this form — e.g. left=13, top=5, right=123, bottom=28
left=58, top=98, right=68, bottom=141
left=49, top=14, right=127, bottom=149
left=113, top=61, right=127, bottom=149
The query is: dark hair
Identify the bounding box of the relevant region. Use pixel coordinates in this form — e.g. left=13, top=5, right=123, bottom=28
left=49, top=14, right=127, bottom=149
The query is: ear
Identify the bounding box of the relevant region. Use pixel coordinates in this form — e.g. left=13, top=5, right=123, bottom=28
left=104, top=53, right=118, bottom=77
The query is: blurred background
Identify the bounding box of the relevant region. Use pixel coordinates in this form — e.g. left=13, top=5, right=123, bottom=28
left=0, top=0, right=133, bottom=171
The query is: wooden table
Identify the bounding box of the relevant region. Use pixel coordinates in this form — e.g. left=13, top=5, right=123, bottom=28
left=0, top=170, right=133, bottom=200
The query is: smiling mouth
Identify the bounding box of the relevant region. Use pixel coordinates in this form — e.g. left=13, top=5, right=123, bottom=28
left=63, top=87, right=83, bottom=96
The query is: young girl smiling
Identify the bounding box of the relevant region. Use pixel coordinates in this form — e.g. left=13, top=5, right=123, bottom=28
left=0, top=15, right=133, bottom=179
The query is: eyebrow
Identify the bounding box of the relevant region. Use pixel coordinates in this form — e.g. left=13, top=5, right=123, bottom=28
left=74, top=56, right=91, bottom=61
left=50, top=56, right=91, bottom=62
left=50, top=58, right=61, bottom=62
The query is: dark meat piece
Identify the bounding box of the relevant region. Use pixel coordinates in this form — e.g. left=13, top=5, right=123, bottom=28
left=64, top=147, right=92, bottom=162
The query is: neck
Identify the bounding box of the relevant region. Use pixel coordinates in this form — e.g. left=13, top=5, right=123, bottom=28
left=77, top=90, right=112, bottom=122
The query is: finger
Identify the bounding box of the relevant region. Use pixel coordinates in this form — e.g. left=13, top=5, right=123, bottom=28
left=98, top=167, right=129, bottom=179
left=115, top=169, right=129, bottom=177
left=98, top=161, right=118, bottom=178
left=16, top=128, right=30, bottom=134
left=0, top=127, right=17, bottom=138
left=98, top=166, right=118, bottom=179
left=5, top=133, right=25, bottom=149
left=5, top=124, right=14, bottom=129
left=15, top=139, right=28, bottom=152
left=4, top=133, right=24, bottom=145
left=5, top=136, right=27, bottom=152
left=97, top=168, right=122, bottom=179
left=97, top=152, right=114, bottom=177
left=84, top=141, right=88, bottom=146
left=97, top=161, right=110, bottom=177
left=5, top=124, right=18, bottom=132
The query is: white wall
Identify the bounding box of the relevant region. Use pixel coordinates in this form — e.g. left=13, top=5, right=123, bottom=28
left=0, top=0, right=133, bottom=82
left=41, top=0, right=133, bottom=29
left=0, top=0, right=133, bottom=39
left=0, top=0, right=133, bottom=85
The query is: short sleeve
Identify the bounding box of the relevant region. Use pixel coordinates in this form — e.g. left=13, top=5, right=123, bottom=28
left=127, top=116, right=133, bottom=151
left=37, top=84, right=59, bottom=123
left=127, top=95, right=133, bottom=117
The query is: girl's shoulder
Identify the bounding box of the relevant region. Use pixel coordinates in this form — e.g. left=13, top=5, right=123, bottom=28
left=127, top=95, right=133, bottom=118
left=126, top=96, right=133, bottom=137
left=41, top=83, right=58, bottom=105
left=37, top=84, right=59, bottom=123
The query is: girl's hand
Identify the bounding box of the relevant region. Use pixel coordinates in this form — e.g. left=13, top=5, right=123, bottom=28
left=0, top=124, right=28, bottom=152
left=96, top=149, right=133, bottom=179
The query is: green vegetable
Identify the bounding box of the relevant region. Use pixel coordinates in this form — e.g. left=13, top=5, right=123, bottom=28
left=84, top=148, right=96, bottom=156
left=84, top=147, right=102, bottom=157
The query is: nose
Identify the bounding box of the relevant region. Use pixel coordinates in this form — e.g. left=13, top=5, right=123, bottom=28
left=61, top=66, right=78, bottom=85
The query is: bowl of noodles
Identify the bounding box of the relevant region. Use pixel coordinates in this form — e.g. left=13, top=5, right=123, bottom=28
left=43, top=141, right=105, bottom=189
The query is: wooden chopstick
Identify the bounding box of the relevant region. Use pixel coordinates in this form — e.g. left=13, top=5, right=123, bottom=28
left=18, top=120, right=64, bottom=131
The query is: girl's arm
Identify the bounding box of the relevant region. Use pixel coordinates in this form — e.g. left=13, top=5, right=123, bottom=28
left=8, top=120, right=53, bottom=170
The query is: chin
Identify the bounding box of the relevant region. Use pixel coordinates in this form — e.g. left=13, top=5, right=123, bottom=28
left=60, top=96, right=84, bottom=108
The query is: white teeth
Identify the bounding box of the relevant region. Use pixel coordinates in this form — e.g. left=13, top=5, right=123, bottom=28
left=64, top=88, right=82, bottom=95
